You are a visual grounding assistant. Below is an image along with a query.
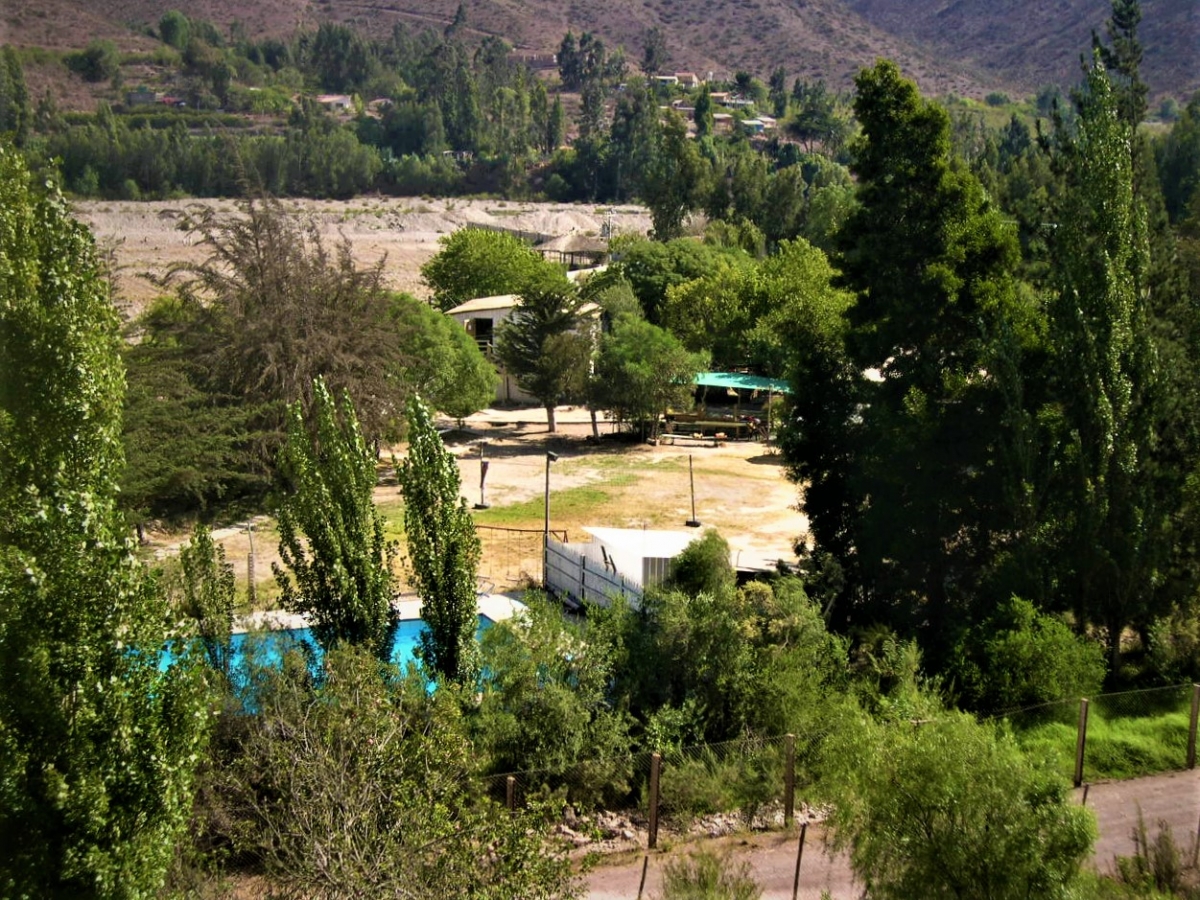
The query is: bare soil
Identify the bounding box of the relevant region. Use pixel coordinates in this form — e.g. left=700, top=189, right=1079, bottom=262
left=144, top=406, right=808, bottom=607
left=75, top=197, right=652, bottom=316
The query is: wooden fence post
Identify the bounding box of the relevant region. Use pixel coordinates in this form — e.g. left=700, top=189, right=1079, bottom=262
left=636, top=855, right=650, bottom=900
left=784, top=733, right=796, bottom=828
left=1188, top=684, right=1200, bottom=769
left=648, top=753, right=661, bottom=850
left=506, top=775, right=515, bottom=811
left=791, top=821, right=807, bottom=900
left=1074, top=698, right=1090, bottom=788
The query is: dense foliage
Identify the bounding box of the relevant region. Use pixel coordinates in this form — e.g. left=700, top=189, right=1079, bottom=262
left=272, top=377, right=399, bottom=661
left=0, top=144, right=209, bottom=896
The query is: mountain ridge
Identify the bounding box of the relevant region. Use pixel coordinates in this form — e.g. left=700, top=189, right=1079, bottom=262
left=2, top=0, right=1196, bottom=101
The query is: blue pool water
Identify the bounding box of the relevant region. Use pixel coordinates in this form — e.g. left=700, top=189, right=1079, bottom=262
left=172, top=614, right=494, bottom=671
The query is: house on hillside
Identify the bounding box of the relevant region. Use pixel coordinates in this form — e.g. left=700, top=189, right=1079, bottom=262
left=125, top=88, right=159, bottom=107
left=315, top=94, right=354, bottom=111
left=675, top=72, right=702, bottom=88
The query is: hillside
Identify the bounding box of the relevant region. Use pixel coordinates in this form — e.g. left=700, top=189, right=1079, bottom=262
left=847, top=0, right=1199, bottom=99
left=2, top=0, right=1196, bottom=102
left=3, top=0, right=1002, bottom=98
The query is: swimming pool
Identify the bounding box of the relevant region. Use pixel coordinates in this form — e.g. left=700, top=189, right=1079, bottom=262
left=171, top=614, right=495, bottom=672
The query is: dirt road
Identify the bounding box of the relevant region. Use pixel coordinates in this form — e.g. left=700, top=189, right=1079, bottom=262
left=585, top=769, right=1200, bottom=898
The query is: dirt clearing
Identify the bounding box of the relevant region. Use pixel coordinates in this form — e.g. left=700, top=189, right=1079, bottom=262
left=76, top=197, right=652, bottom=315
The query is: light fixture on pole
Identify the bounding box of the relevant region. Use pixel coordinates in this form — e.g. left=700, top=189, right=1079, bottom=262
left=543, top=450, right=559, bottom=588
left=685, top=454, right=701, bottom=527
left=473, top=442, right=490, bottom=510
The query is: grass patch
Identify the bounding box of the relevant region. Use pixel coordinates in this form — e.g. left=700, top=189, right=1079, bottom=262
left=1014, top=702, right=1191, bottom=781
left=472, top=484, right=615, bottom=528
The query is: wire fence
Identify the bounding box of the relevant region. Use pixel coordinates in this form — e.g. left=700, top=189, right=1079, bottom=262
left=472, top=685, right=1200, bottom=852
left=477, top=731, right=830, bottom=851
left=987, top=683, right=1199, bottom=785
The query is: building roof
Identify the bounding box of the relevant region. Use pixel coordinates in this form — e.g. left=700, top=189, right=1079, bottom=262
left=446, top=294, right=520, bottom=316
left=583, top=527, right=699, bottom=559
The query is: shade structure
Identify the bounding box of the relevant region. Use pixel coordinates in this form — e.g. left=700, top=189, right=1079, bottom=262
left=693, top=372, right=792, bottom=394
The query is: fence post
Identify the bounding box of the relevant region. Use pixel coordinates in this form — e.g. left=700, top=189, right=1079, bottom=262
left=791, top=821, right=807, bottom=900
left=506, top=775, right=515, bottom=811
left=1074, top=698, right=1090, bottom=788
left=784, top=733, right=796, bottom=828
left=648, top=753, right=661, bottom=850
left=1188, top=685, right=1200, bottom=769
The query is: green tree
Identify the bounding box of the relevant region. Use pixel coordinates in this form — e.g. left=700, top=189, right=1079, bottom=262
left=159, top=10, right=191, bottom=52
left=225, top=645, right=579, bottom=898
left=694, top=85, right=715, bottom=139
left=387, top=292, right=496, bottom=422
left=495, top=267, right=593, bottom=432
left=669, top=529, right=736, bottom=598
left=823, top=712, right=1095, bottom=900
left=1047, top=59, right=1178, bottom=670
left=178, top=523, right=236, bottom=675
left=165, top=196, right=413, bottom=444
left=120, top=299, right=271, bottom=532
left=590, top=314, right=706, bottom=438
left=66, top=40, right=121, bottom=83
left=0, top=47, right=29, bottom=146
left=398, top=395, right=481, bottom=684
left=1093, top=0, right=1148, bottom=126
left=272, top=377, right=399, bottom=661
left=789, top=61, right=1031, bottom=658
left=0, top=144, right=209, bottom=897
left=474, top=594, right=633, bottom=806
left=642, top=111, right=709, bottom=240
left=420, top=227, right=548, bottom=311
left=952, top=596, right=1107, bottom=711
left=641, top=26, right=668, bottom=75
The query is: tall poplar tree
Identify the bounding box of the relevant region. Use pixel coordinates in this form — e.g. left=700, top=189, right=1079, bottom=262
left=273, top=377, right=399, bottom=662
left=1047, top=59, right=1195, bottom=669
left=0, top=144, right=209, bottom=896
left=398, top=396, right=481, bottom=684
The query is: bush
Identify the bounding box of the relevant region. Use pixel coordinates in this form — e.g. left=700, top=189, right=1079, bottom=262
left=822, top=711, right=1096, bottom=900
left=208, top=646, right=581, bottom=898
left=668, top=529, right=735, bottom=598
left=953, top=596, right=1106, bottom=713
left=660, top=850, right=762, bottom=900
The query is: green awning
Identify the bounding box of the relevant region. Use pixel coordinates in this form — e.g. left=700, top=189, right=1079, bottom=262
left=694, top=372, right=792, bottom=394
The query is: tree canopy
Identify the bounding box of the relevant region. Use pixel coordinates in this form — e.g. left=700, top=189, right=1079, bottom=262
left=420, top=227, right=550, bottom=311
left=0, top=143, right=209, bottom=896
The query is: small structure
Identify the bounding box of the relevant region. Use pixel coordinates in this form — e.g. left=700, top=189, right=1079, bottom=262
left=125, top=88, right=158, bottom=107
left=652, top=74, right=680, bottom=87
left=315, top=93, right=354, bottom=111
left=675, top=72, right=702, bottom=88
left=546, top=527, right=702, bottom=609
left=445, top=282, right=602, bottom=404
left=712, top=113, right=735, bottom=133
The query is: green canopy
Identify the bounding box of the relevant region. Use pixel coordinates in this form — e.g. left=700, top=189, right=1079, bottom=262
left=694, top=372, right=792, bottom=394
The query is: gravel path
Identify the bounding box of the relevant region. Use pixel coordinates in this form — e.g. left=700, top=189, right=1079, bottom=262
left=584, top=769, right=1200, bottom=898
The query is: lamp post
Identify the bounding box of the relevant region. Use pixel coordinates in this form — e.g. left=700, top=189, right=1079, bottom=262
left=543, top=450, right=558, bottom=588
left=473, top=442, right=490, bottom=509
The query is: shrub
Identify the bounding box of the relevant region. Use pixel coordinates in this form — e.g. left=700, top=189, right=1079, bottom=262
left=953, top=596, right=1106, bottom=713
left=660, top=850, right=762, bottom=900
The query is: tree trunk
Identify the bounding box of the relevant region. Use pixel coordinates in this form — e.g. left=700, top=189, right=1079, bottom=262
left=546, top=404, right=557, bottom=433
left=590, top=408, right=600, bottom=440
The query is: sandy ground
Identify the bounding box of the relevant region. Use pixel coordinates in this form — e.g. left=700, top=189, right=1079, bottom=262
left=75, top=197, right=652, bottom=314
left=145, top=404, right=808, bottom=605
left=584, top=769, right=1200, bottom=898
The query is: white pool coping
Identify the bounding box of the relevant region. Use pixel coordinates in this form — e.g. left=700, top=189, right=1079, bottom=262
left=232, top=593, right=526, bottom=634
